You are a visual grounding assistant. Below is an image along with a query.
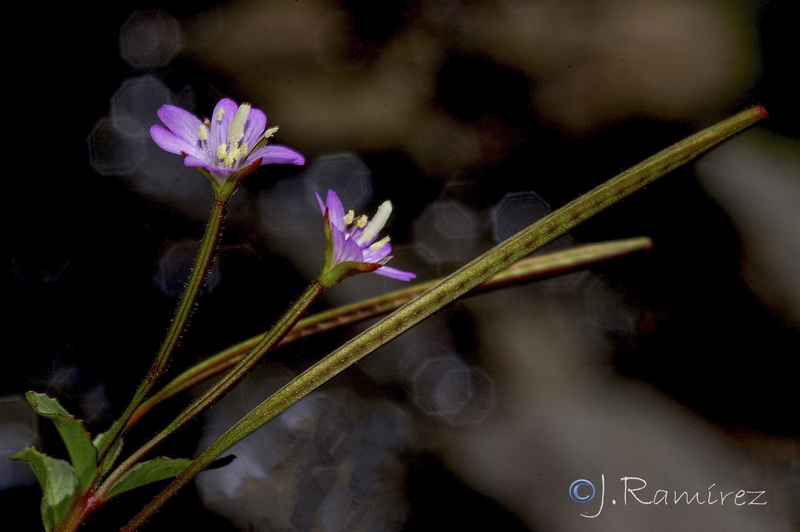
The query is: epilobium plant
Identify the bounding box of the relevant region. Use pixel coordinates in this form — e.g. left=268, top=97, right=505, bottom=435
left=9, top=96, right=766, bottom=532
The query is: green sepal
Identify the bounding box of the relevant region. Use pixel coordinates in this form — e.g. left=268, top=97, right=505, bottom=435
left=318, top=260, right=382, bottom=288
left=197, top=157, right=263, bottom=201
left=10, top=447, right=79, bottom=532
left=93, top=432, right=124, bottom=475
left=103, top=457, right=192, bottom=500
left=25, top=392, right=98, bottom=493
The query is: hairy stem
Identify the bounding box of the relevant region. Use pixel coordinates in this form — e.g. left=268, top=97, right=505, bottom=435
left=96, top=199, right=228, bottom=465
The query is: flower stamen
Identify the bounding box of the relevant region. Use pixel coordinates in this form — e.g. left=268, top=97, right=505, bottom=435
left=264, top=126, right=279, bottom=140
left=369, top=236, right=391, bottom=251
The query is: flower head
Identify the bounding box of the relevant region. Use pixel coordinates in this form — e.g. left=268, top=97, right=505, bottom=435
left=150, top=98, right=304, bottom=197
left=316, top=189, right=416, bottom=287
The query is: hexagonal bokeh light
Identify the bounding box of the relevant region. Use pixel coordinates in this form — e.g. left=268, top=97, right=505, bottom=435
left=410, top=352, right=495, bottom=426
left=490, top=190, right=551, bottom=243
left=120, top=10, right=183, bottom=70
left=88, top=117, right=146, bottom=176
left=412, top=200, right=483, bottom=264
left=110, top=75, right=174, bottom=137
left=302, top=152, right=373, bottom=212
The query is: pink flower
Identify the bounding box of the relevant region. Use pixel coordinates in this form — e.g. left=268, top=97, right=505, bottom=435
left=150, top=98, right=304, bottom=187
left=316, top=190, right=416, bottom=286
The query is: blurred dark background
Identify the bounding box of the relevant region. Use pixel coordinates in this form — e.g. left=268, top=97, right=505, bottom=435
left=4, top=0, right=799, bottom=530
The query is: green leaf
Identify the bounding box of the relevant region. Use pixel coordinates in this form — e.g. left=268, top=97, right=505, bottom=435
left=10, top=447, right=79, bottom=532
left=92, top=432, right=124, bottom=475
left=104, top=457, right=192, bottom=500
left=25, top=392, right=98, bottom=493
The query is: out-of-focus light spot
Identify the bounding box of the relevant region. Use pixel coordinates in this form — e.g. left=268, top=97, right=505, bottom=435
left=448, top=366, right=495, bottom=426
left=302, top=153, right=373, bottom=212
left=397, top=344, right=496, bottom=426
left=48, top=363, right=81, bottom=394
left=412, top=354, right=471, bottom=416
left=490, top=191, right=550, bottom=243
left=153, top=239, right=221, bottom=297
left=0, top=395, right=39, bottom=490
left=258, top=177, right=320, bottom=238
left=88, top=117, right=146, bottom=176
left=196, top=374, right=411, bottom=532
left=318, top=484, right=367, bottom=531
left=111, top=75, right=173, bottom=137
left=412, top=200, right=483, bottom=264
left=81, top=384, right=111, bottom=425
left=134, top=143, right=214, bottom=220
left=120, top=10, right=183, bottom=70
left=399, top=244, right=441, bottom=275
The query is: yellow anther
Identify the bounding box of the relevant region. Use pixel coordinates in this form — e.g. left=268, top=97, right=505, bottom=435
left=369, top=236, right=390, bottom=251
left=264, top=126, right=279, bottom=139
left=215, top=108, right=225, bottom=121
left=217, top=144, right=228, bottom=161
left=356, top=216, right=368, bottom=229
left=343, top=210, right=355, bottom=225
left=197, top=124, right=208, bottom=141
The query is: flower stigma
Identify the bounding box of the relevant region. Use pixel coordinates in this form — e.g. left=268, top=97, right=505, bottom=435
left=211, top=103, right=253, bottom=168
left=358, top=201, right=391, bottom=244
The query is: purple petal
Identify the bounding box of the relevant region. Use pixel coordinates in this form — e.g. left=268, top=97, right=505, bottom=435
left=248, top=145, right=305, bottom=166
left=331, top=229, right=364, bottom=264
left=315, top=192, right=326, bottom=214
left=324, top=190, right=347, bottom=231
left=150, top=125, right=204, bottom=158
left=374, top=265, right=416, bottom=281
left=183, top=155, right=207, bottom=167
left=208, top=98, right=239, bottom=152
left=362, top=242, right=393, bottom=263
left=241, top=107, right=267, bottom=150
left=156, top=104, right=203, bottom=144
